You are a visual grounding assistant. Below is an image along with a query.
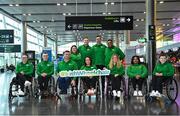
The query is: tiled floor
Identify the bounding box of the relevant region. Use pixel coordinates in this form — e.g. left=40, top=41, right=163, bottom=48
left=0, top=72, right=180, bottom=115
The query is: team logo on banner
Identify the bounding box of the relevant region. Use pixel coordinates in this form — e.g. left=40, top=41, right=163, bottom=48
left=59, top=69, right=110, bottom=77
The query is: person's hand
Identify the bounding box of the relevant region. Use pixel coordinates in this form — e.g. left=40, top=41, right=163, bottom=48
left=114, top=74, right=119, bottom=77
left=20, top=71, right=24, bottom=75
left=103, top=67, right=107, bottom=70
left=41, top=73, right=47, bottom=77
left=71, top=80, right=76, bottom=86
left=156, top=73, right=162, bottom=77
left=136, top=75, right=141, bottom=79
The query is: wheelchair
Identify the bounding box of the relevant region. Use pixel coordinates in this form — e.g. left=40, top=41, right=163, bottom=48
left=147, top=77, right=178, bottom=102
left=34, top=76, right=56, bottom=98
left=9, top=76, right=34, bottom=101
left=127, top=78, right=148, bottom=99
left=105, top=76, right=127, bottom=99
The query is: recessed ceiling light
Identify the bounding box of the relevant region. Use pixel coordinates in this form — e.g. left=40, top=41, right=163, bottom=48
left=108, top=12, right=111, bottom=15
left=23, top=14, right=26, bottom=16
left=162, top=24, right=166, bottom=26
left=28, top=13, right=31, bottom=16
left=136, top=19, right=140, bottom=21
left=57, top=3, right=60, bottom=6
left=15, top=4, right=19, bottom=6
left=102, top=12, right=106, bottom=15
left=135, top=24, right=138, bottom=27
left=141, top=19, right=144, bottom=21
left=159, top=1, right=164, bottom=4
left=166, top=24, right=170, bottom=26
left=111, top=2, right=115, bottom=5
left=104, top=2, right=108, bottom=5
left=172, top=18, right=177, bottom=20
left=68, top=13, right=71, bottom=15
left=37, top=21, right=40, bottom=23
left=63, top=13, right=66, bottom=16
left=9, top=4, right=13, bottom=6
left=63, top=3, right=67, bottom=6
left=143, top=12, right=146, bottom=14
left=40, top=26, right=43, bottom=28
left=44, top=26, right=47, bottom=28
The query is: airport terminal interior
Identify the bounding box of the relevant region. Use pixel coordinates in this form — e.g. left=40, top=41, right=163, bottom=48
left=0, top=0, right=180, bottom=115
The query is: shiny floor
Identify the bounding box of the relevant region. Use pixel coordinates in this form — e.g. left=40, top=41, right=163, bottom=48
left=0, top=72, right=180, bottom=115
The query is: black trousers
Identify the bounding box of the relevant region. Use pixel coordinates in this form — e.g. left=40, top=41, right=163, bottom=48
left=13, top=73, right=32, bottom=91
left=96, top=65, right=105, bottom=92
left=38, top=76, right=51, bottom=91
left=131, top=78, right=144, bottom=91
left=152, top=76, right=171, bottom=93
left=83, top=77, right=97, bottom=90
left=109, top=75, right=122, bottom=91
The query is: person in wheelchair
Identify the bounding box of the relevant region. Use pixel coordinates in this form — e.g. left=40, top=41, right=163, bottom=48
left=14, top=53, right=34, bottom=95
left=127, top=55, right=148, bottom=96
left=81, top=57, right=97, bottom=96
left=150, top=53, right=175, bottom=97
left=37, top=52, right=54, bottom=96
left=57, top=50, right=78, bottom=94
left=107, top=54, right=125, bottom=98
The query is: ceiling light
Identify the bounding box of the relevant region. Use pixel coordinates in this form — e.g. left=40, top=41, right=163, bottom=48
left=104, top=2, right=108, bottom=5
left=135, top=24, right=138, bottom=27
left=44, top=26, right=47, bottom=28
left=15, top=4, right=19, bottom=6
left=102, top=12, right=106, bottom=15
left=162, top=24, right=166, bottom=26
left=166, top=24, right=170, bottom=26
left=23, top=14, right=26, bottom=16
left=9, top=4, right=13, bottom=6
left=37, top=21, right=40, bottom=23
left=108, top=12, right=111, bottom=15
left=33, top=21, right=36, bottom=23
left=143, top=12, right=146, bottom=14
left=141, top=19, right=144, bottom=21
left=136, top=19, right=140, bottom=21
left=57, top=3, right=60, bottom=6
left=68, top=13, right=71, bottom=15
left=111, top=2, right=115, bottom=5
left=63, top=3, right=67, bottom=6
left=40, top=26, right=43, bottom=28
left=28, top=13, right=31, bottom=16
left=63, top=13, right=66, bottom=16
left=159, top=1, right=164, bottom=4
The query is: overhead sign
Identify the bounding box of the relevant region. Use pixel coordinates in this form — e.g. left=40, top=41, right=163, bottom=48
left=0, top=30, right=14, bottom=44
left=0, top=45, right=21, bottom=53
left=149, top=25, right=156, bottom=40
left=59, top=69, right=110, bottom=77
left=65, top=16, right=133, bottom=30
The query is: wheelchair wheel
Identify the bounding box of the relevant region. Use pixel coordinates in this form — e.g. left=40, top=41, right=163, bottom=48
left=121, top=77, right=126, bottom=97
left=166, top=78, right=178, bottom=102
left=48, top=77, right=55, bottom=96
left=9, top=78, right=18, bottom=101
left=142, top=79, right=148, bottom=95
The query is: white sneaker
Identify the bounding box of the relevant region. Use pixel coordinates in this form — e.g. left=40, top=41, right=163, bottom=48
left=138, top=91, right=143, bottom=96
left=155, top=91, right=162, bottom=97
left=18, top=89, right=25, bottom=96
left=117, top=91, right=121, bottom=98
left=112, top=90, right=117, bottom=97
left=150, top=90, right=156, bottom=96
left=24, top=81, right=31, bottom=87
left=133, top=91, right=138, bottom=96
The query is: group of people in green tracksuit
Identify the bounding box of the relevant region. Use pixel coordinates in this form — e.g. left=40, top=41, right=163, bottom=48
left=14, top=35, right=175, bottom=98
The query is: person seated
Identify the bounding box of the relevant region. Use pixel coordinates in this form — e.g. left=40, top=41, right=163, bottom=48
left=107, top=54, right=125, bottom=98
left=150, top=53, right=175, bottom=97
left=127, top=55, right=148, bottom=96
left=37, top=52, right=54, bottom=96
left=15, top=53, right=33, bottom=95
left=57, top=50, right=78, bottom=94
left=81, top=57, right=97, bottom=96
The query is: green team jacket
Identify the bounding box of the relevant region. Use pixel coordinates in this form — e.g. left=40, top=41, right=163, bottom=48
left=105, top=45, right=125, bottom=66
left=37, top=61, right=54, bottom=76
left=153, top=62, right=174, bottom=77
left=92, top=43, right=106, bottom=65
left=78, top=45, right=93, bottom=64
left=57, top=60, right=78, bottom=80
left=16, top=62, right=33, bottom=76
left=108, top=64, right=125, bottom=76
left=70, top=53, right=82, bottom=69
left=127, top=64, right=148, bottom=78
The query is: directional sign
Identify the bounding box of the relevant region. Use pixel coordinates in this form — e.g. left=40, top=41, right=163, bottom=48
left=149, top=25, right=156, bottom=40
left=65, top=16, right=133, bottom=30
left=0, top=45, right=21, bottom=53
left=0, top=30, right=14, bottom=44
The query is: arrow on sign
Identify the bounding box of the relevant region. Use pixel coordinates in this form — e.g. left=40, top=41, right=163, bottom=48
left=67, top=25, right=71, bottom=29
left=127, top=18, right=131, bottom=22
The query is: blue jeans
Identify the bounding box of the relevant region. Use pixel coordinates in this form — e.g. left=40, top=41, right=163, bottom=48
left=58, top=77, right=71, bottom=94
